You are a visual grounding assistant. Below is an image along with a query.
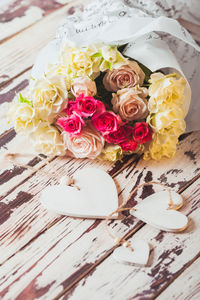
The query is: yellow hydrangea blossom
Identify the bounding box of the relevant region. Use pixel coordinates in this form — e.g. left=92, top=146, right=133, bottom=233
left=144, top=73, right=186, bottom=160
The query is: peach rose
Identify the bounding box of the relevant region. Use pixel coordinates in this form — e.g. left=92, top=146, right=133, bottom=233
left=103, top=61, right=145, bottom=92
left=71, top=77, right=97, bottom=97
left=62, top=123, right=105, bottom=159
left=112, top=86, right=148, bottom=121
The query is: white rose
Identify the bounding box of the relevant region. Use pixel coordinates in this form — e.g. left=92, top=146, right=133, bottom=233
left=62, top=123, right=104, bottom=159
left=32, top=75, right=68, bottom=122
left=60, top=45, right=94, bottom=77
left=46, top=64, right=72, bottom=90
left=7, top=101, right=39, bottom=134
left=29, top=122, right=65, bottom=156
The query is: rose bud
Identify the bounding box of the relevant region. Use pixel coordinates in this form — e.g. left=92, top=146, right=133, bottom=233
left=76, top=94, right=105, bottom=118
left=91, top=111, right=123, bottom=136
left=57, top=113, right=85, bottom=136
left=132, top=122, right=153, bottom=144
left=104, top=125, right=133, bottom=144
left=120, top=139, right=138, bottom=152
left=66, top=100, right=77, bottom=116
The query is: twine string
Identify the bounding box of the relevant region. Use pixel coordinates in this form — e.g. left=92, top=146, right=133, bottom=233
left=4, top=153, right=57, bottom=181
left=5, top=153, right=181, bottom=252
left=4, top=153, right=80, bottom=189
left=105, top=181, right=182, bottom=251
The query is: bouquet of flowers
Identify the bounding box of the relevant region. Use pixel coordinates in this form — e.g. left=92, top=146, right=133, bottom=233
left=7, top=42, right=187, bottom=161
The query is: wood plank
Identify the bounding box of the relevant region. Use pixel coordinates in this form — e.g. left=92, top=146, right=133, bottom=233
left=0, top=70, right=49, bottom=197
left=0, top=0, right=86, bottom=87
left=0, top=127, right=137, bottom=198
left=156, top=256, right=200, bottom=300
left=0, top=0, right=82, bottom=43
left=0, top=3, right=199, bottom=299
left=60, top=178, right=200, bottom=300
left=0, top=70, right=30, bottom=135
left=0, top=151, right=135, bottom=263
left=0, top=131, right=200, bottom=300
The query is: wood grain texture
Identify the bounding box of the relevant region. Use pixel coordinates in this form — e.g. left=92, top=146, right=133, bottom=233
left=0, top=70, right=30, bottom=136
left=0, top=153, right=132, bottom=263
left=0, top=131, right=200, bottom=300
left=0, top=0, right=85, bottom=87
left=156, top=256, right=200, bottom=300
left=0, top=0, right=82, bottom=43
left=0, top=3, right=200, bottom=299
left=61, top=178, right=200, bottom=300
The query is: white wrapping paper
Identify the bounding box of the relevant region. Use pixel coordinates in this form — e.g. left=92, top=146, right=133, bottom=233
left=31, top=0, right=200, bottom=132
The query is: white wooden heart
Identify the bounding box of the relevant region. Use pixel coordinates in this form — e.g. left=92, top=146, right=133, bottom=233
left=113, top=239, right=150, bottom=266
left=130, top=191, right=188, bottom=232
left=41, top=167, right=118, bottom=219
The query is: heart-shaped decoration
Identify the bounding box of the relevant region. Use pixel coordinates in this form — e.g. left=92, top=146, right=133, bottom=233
left=113, top=239, right=150, bottom=266
left=130, top=191, right=188, bottom=232
left=41, top=168, right=118, bottom=219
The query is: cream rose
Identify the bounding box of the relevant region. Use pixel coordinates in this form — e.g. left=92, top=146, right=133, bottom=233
left=7, top=101, right=39, bottom=134
left=29, top=122, right=65, bottom=156
left=148, top=73, right=186, bottom=113
left=60, top=45, right=95, bottom=77
left=147, top=107, right=186, bottom=136
left=71, top=77, right=97, bottom=97
left=62, top=123, right=105, bottom=159
left=112, top=86, right=148, bottom=121
left=103, top=61, right=145, bottom=92
left=46, top=64, right=72, bottom=90
left=32, top=75, right=68, bottom=122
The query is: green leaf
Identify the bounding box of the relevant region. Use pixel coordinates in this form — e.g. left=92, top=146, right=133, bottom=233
left=137, top=62, right=152, bottom=83
left=29, top=76, right=35, bottom=81
left=91, top=52, right=102, bottom=58
left=107, top=61, right=112, bottom=70
left=16, top=92, right=33, bottom=106
left=99, top=57, right=104, bottom=65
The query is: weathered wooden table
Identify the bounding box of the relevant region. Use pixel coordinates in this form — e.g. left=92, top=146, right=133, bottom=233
left=0, top=1, right=200, bottom=299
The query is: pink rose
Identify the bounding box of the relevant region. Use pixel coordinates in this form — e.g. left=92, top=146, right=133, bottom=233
left=103, top=61, right=145, bottom=92
left=112, top=87, right=148, bottom=121
left=57, top=113, right=85, bottom=136
left=66, top=100, right=77, bottom=116
left=62, top=123, right=105, bottom=159
left=132, top=122, right=152, bottom=144
left=104, top=125, right=132, bottom=144
left=120, top=139, right=138, bottom=152
left=71, top=76, right=97, bottom=97
left=91, top=111, right=122, bottom=135
left=76, top=94, right=105, bottom=118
